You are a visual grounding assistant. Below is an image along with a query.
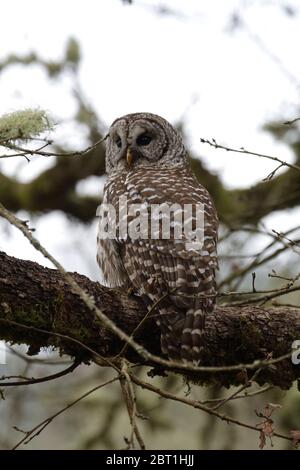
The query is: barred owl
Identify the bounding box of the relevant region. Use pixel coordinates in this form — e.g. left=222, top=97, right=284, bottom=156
left=97, top=112, right=218, bottom=365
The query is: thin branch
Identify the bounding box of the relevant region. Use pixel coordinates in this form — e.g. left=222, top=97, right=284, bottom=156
left=200, top=137, right=300, bottom=173
left=236, top=14, right=300, bottom=91
left=119, top=360, right=145, bottom=450
left=12, top=376, right=119, bottom=450
left=0, top=135, right=108, bottom=159
left=284, top=117, right=300, bottom=125
left=272, top=229, right=300, bottom=256
left=229, top=284, right=300, bottom=307
left=211, top=367, right=263, bottom=411
left=219, top=236, right=300, bottom=289
left=131, top=374, right=292, bottom=444
left=0, top=360, right=80, bottom=387
left=200, top=385, right=273, bottom=406
left=7, top=346, right=73, bottom=366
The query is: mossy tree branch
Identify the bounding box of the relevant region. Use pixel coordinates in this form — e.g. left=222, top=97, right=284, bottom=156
left=0, top=251, right=299, bottom=389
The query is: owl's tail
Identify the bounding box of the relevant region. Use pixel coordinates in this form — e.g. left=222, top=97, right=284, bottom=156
left=180, top=308, right=206, bottom=365
left=158, top=306, right=206, bottom=365
left=158, top=306, right=182, bottom=361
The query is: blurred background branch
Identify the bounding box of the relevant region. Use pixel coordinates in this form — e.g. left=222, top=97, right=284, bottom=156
left=2, top=41, right=300, bottom=227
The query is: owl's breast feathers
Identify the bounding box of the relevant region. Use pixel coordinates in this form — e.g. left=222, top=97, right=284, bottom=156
left=98, top=165, right=218, bottom=303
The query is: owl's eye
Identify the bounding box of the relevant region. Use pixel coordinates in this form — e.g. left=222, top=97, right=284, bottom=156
left=115, top=136, right=122, bottom=149
left=136, top=133, right=152, bottom=146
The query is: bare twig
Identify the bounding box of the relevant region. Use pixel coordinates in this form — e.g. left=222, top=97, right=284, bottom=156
left=219, top=236, right=300, bottom=289
left=7, top=346, right=73, bottom=366
left=284, top=117, right=300, bottom=125
left=119, top=360, right=145, bottom=450
left=211, top=368, right=263, bottom=411
left=200, top=137, right=300, bottom=173
left=0, top=135, right=108, bottom=159
left=200, top=385, right=273, bottom=406
left=0, top=360, right=80, bottom=387
left=12, top=376, right=119, bottom=449
left=229, top=284, right=300, bottom=307
left=130, top=374, right=292, bottom=444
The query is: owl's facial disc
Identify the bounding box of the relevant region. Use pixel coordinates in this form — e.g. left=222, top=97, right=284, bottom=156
left=106, top=113, right=186, bottom=173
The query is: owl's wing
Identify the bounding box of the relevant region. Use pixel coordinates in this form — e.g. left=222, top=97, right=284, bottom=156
left=120, top=170, right=218, bottom=302
left=97, top=196, right=128, bottom=288
left=119, top=171, right=218, bottom=362
left=97, top=237, right=129, bottom=288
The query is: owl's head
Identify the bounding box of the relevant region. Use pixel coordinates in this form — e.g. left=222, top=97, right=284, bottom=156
left=105, top=112, right=187, bottom=173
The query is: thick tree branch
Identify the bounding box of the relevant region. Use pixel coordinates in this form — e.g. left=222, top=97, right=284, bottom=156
left=0, top=251, right=299, bottom=389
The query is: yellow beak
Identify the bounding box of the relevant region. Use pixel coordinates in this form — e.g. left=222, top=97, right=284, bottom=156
left=126, top=148, right=133, bottom=167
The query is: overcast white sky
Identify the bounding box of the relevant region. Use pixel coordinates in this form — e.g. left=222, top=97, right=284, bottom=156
left=0, top=0, right=300, bottom=276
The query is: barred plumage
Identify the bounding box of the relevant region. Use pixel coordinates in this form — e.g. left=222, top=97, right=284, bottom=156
left=97, top=113, right=218, bottom=364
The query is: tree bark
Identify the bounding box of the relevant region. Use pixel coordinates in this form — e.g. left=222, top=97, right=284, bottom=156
left=0, top=250, right=299, bottom=389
